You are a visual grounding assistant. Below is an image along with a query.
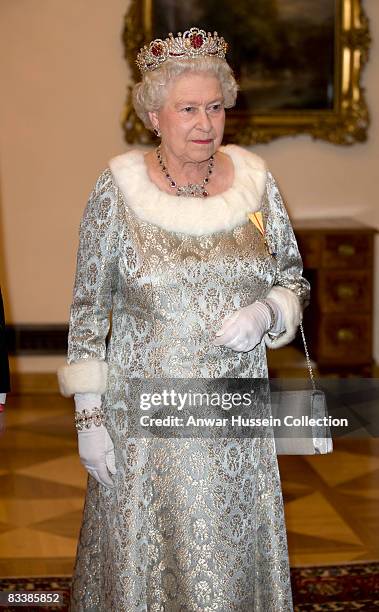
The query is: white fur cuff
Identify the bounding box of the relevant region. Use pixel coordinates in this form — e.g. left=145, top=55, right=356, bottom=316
left=57, top=359, right=108, bottom=397
left=264, top=286, right=301, bottom=349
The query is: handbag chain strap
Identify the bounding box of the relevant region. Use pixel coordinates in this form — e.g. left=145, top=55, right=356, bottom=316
left=299, top=320, right=316, bottom=390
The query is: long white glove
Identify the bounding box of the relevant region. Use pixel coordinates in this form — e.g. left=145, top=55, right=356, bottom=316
left=74, top=393, right=117, bottom=488
left=212, top=298, right=285, bottom=352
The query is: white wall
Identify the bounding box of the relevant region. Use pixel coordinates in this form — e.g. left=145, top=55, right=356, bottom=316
left=0, top=0, right=128, bottom=324
left=1, top=0, right=378, bottom=369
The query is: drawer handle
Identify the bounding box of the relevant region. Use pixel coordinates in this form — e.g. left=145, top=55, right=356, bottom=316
left=337, top=284, right=355, bottom=299
left=337, top=328, right=355, bottom=342
left=338, top=243, right=356, bottom=256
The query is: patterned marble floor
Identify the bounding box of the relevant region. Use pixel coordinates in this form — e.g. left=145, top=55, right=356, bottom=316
left=0, top=394, right=378, bottom=577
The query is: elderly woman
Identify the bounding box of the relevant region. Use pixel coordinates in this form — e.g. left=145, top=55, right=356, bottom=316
left=58, top=28, right=309, bottom=612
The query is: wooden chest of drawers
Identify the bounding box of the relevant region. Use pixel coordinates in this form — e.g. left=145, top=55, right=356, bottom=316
left=292, top=218, right=377, bottom=376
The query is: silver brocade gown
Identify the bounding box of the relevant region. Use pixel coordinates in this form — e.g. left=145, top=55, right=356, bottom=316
left=67, top=146, right=310, bottom=611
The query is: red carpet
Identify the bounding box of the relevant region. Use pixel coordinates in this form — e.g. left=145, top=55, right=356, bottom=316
left=291, top=561, right=379, bottom=611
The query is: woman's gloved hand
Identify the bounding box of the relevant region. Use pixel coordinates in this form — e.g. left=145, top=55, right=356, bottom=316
left=75, top=393, right=117, bottom=488
left=212, top=298, right=284, bottom=352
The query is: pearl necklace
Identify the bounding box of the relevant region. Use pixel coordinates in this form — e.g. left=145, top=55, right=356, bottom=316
left=156, top=145, right=214, bottom=197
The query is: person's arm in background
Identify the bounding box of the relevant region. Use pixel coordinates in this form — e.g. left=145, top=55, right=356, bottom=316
left=0, top=287, right=10, bottom=413
left=57, top=169, right=121, bottom=486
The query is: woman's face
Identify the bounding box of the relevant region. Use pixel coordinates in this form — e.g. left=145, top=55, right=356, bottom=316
left=149, top=71, right=225, bottom=164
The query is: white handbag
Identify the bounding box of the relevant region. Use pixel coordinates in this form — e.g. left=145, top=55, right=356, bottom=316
left=270, top=322, right=333, bottom=455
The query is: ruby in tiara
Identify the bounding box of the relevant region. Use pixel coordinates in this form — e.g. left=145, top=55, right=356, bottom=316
left=151, top=43, right=164, bottom=57
left=190, top=33, right=204, bottom=49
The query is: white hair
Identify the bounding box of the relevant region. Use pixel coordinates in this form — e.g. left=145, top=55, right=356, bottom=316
left=132, top=56, right=238, bottom=130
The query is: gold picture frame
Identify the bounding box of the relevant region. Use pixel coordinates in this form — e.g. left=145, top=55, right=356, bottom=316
left=122, top=0, right=370, bottom=146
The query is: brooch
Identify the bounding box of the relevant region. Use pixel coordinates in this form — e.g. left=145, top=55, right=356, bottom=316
left=248, top=211, right=277, bottom=258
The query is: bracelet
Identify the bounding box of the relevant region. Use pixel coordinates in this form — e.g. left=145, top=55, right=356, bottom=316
left=75, top=406, right=105, bottom=431
left=257, top=299, right=277, bottom=332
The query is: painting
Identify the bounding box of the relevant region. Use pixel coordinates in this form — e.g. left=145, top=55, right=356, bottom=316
left=122, top=0, right=370, bottom=145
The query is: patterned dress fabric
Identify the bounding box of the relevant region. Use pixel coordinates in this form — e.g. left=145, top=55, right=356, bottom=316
left=67, top=145, right=310, bottom=611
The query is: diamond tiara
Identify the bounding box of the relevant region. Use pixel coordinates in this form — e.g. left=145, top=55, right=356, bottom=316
left=136, top=27, right=228, bottom=74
